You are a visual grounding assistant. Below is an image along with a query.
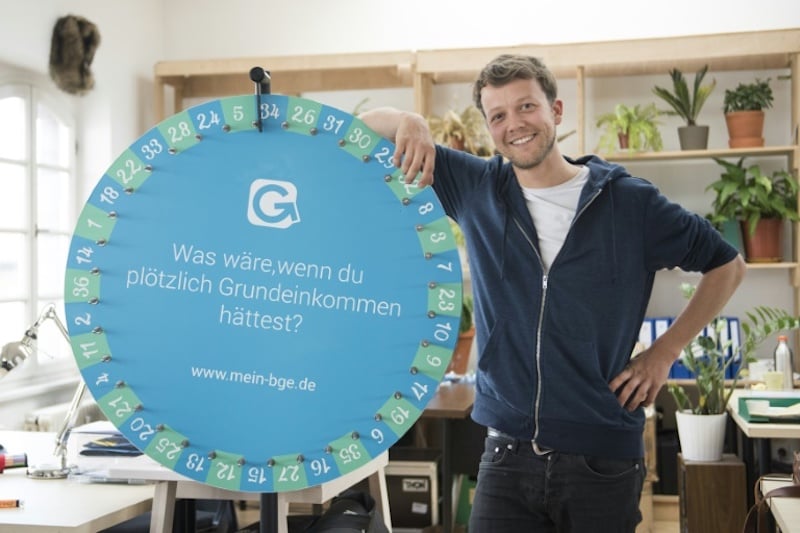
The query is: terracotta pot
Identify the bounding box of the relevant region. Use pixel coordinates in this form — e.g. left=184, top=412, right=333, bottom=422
left=617, top=133, right=629, bottom=150
left=448, top=137, right=465, bottom=151
left=725, top=110, right=765, bottom=148
left=741, top=218, right=784, bottom=263
left=447, top=328, right=474, bottom=375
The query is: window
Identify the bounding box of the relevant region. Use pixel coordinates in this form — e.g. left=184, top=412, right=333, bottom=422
left=0, top=81, right=76, bottom=375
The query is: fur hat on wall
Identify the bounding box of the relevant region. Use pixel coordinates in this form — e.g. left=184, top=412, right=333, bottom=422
left=49, top=14, right=101, bottom=96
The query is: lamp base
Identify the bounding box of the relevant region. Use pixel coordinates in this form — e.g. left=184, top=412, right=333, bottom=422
left=26, top=462, right=74, bottom=479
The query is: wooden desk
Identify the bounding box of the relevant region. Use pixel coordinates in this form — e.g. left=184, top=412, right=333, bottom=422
left=762, top=477, right=800, bottom=533
left=421, top=381, right=475, bottom=533
left=727, top=390, right=800, bottom=506
left=0, top=430, right=153, bottom=532
left=424, top=381, right=475, bottom=420
left=96, top=447, right=390, bottom=533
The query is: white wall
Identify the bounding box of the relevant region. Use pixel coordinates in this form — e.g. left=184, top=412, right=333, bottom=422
left=0, top=0, right=164, bottom=203
left=160, top=0, right=800, bottom=58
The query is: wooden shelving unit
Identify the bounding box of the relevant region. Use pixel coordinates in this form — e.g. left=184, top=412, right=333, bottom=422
left=413, top=29, right=800, bottom=153
left=152, top=29, right=800, bottom=519
left=153, top=50, right=415, bottom=120
left=153, top=29, right=800, bottom=308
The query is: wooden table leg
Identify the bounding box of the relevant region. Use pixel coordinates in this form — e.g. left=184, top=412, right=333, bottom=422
left=367, top=464, right=392, bottom=530
left=150, top=481, right=177, bottom=533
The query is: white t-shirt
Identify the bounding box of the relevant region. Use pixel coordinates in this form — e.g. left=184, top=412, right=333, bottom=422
left=521, top=166, right=589, bottom=271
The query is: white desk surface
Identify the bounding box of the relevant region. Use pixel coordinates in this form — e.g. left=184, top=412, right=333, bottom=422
left=727, top=389, right=800, bottom=439
left=0, top=430, right=154, bottom=533
left=762, top=478, right=800, bottom=533
left=1, top=423, right=391, bottom=533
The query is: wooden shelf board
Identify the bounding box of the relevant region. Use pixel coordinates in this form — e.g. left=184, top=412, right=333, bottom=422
left=604, top=145, right=796, bottom=163
left=745, top=262, right=799, bottom=270
left=163, top=69, right=412, bottom=99
left=155, top=51, right=415, bottom=77
left=414, top=28, right=800, bottom=83
left=156, top=51, right=415, bottom=97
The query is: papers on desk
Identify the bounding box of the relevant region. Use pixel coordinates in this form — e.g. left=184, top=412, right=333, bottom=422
left=71, top=421, right=142, bottom=457
left=738, top=391, right=800, bottom=422
left=71, top=420, right=123, bottom=437
left=81, top=435, right=142, bottom=456
left=68, top=421, right=151, bottom=484
left=746, top=401, right=800, bottom=420
left=442, top=371, right=475, bottom=384
left=68, top=421, right=185, bottom=485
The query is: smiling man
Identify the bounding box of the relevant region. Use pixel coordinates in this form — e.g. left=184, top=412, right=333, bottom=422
left=360, top=54, right=745, bottom=532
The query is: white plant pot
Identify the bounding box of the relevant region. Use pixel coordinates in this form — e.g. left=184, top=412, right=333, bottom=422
left=675, top=410, right=727, bottom=461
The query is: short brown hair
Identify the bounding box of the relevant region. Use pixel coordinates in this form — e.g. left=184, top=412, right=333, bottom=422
left=473, top=55, right=558, bottom=114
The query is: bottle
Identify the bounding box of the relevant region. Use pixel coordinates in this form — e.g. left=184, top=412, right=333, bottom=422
left=773, top=335, right=795, bottom=390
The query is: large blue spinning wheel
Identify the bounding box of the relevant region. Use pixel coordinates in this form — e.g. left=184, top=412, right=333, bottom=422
left=63, top=94, right=462, bottom=493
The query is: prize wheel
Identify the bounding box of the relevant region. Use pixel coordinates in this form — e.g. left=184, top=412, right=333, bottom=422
left=64, top=94, right=462, bottom=492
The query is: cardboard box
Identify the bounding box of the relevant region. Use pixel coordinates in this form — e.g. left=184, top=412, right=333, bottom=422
left=385, top=448, right=440, bottom=530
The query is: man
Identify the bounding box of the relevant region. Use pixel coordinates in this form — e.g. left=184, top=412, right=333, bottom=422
left=360, top=54, right=745, bottom=532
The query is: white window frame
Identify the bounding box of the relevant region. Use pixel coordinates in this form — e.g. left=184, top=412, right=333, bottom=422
left=0, top=67, right=80, bottom=394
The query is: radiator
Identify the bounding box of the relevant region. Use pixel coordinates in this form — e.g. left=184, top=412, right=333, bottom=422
left=23, top=400, right=105, bottom=432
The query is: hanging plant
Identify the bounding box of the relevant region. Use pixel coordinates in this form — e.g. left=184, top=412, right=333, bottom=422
left=427, top=105, right=494, bottom=156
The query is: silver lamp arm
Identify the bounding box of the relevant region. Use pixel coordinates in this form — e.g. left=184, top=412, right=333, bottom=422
left=50, top=380, right=87, bottom=469
left=0, top=303, right=87, bottom=479
left=0, top=303, right=71, bottom=375
left=34, top=303, right=71, bottom=344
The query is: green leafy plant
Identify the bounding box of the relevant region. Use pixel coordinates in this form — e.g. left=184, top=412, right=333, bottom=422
left=460, top=294, right=474, bottom=335
left=706, top=157, right=799, bottom=236
left=652, top=65, right=716, bottom=126
left=668, top=283, right=800, bottom=415
left=723, top=78, right=774, bottom=113
left=595, top=103, right=664, bottom=153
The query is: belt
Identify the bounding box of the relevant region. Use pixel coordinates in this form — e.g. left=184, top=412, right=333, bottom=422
left=487, top=427, right=553, bottom=455
left=487, top=427, right=515, bottom=439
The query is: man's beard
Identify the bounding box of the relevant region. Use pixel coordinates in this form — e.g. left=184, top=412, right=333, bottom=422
left=505, top=129, right=556, bottom=170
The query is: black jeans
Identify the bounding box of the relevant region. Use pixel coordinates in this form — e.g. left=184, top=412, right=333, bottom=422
left=469, top=433, right=645, bottom=533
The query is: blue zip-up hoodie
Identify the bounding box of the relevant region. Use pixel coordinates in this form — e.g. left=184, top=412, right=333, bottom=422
left=432, top=147, right=738, bottom=459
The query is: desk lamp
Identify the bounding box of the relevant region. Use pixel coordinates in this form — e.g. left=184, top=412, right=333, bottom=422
left=0, top=303, right=87, bottom=479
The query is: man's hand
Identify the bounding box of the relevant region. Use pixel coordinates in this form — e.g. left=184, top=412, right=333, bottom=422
left=609, top=346, right=675, bottom=412
left=392, top=113, right=436, bottom=188
left=359, top=107, right=436, bottom=188
left=609, top=256, right=746, bottom=412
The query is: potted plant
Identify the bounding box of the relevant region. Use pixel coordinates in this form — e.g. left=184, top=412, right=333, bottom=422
left=723, top=78, right=774, bottom=148
left=652, top=65, right=716, bottom=150
left=427, top=105, right=494, bottom=156
left=595, top=103, right=664, bottom=154
left=668, top=283, right=800, bottom=460
left=707, top=157, right=799, bottom=262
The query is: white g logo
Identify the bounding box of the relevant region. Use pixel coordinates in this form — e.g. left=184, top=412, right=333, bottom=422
left=247, top=179, right=300, bottom=229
